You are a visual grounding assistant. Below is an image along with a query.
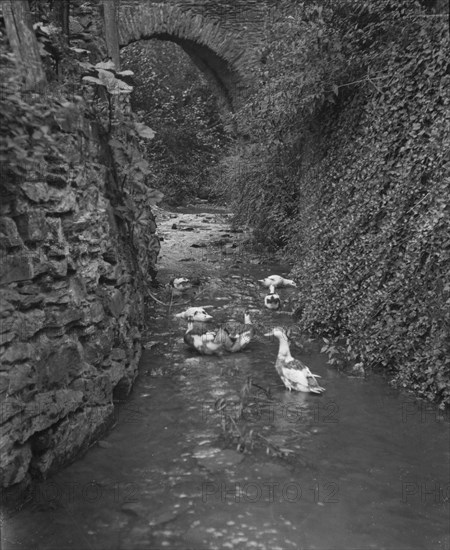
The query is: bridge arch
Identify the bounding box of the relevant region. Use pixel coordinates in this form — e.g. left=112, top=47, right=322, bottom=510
left=118, top=3, right=256, bottom=111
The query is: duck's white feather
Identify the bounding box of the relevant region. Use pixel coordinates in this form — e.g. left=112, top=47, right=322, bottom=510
left=175, top=307, right=213, bottom=321
left=184, top=318, right=223, bottom=355
left=264, top=284, right=281, bottom=310
left=258, top=275, right=296, bottom=288
left=223, top=312, right=255, bottom=352
left=265, top=327, right=325, bottom=394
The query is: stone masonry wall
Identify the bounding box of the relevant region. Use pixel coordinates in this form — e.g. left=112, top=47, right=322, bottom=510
left=0, top=104, right=156, bottom=491
left=117, top=1, right=272, bottom=109
left=1, top=0, right=262, bottom=496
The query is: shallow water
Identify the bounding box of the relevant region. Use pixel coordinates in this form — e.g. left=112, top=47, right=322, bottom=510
left=3, top=209, right=449, bottom=550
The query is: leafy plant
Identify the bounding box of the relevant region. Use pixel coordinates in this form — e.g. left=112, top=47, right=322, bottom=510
left=220, top=0, right=450, bottom=407
left=215, top=378, right=298, bottom=459
left=122, top=40, right=229, bottom=205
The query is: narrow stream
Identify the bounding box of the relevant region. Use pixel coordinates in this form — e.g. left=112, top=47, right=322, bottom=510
left=3, top=208, right=449, bottom=550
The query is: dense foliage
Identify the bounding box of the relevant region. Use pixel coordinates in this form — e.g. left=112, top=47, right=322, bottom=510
left=1, top=2, right=163, bottom=284
left=122, top=40, right=229, bottom=205
left=222, top=0, right=450, bottom=406
left=0, top=17, right=74, bottom=181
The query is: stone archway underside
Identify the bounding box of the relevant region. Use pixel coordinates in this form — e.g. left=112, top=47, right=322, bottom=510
left=118, top=3, right=258, bottom=110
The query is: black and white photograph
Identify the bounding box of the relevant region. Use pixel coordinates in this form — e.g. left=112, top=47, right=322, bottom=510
left=0, top=0, right=449, bottom=548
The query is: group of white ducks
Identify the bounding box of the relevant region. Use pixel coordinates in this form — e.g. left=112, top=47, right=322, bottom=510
left=173, top=275, right=325, bottom=394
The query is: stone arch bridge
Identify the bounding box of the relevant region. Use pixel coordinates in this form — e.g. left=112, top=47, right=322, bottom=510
left=117, top=0, right=271, bottom=110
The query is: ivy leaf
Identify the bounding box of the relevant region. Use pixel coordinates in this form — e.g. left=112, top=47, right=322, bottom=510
left=70, top=47, right=90, bottom=54
left=146, top=188, right=164, bottom=205
left=82, top=75, right=104, bottom=87
left=136, top=160, right=150, bottom=172
left=95, top=60, right=116, bottom=71
left=117, top=69, right=134, bottom=77
left=134, top=122, right=155, bottom=140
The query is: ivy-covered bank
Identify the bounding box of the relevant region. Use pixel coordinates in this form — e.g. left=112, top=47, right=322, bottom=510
left=0, top=5, right=161, bottom=492
left=223, top=0, right=449, bottom=406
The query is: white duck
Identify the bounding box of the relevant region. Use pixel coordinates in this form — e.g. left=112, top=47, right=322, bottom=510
left=264, top=327, right=325, bottom=393
left=258, top=275, right=296, bottom=288
left=183, top=318, right=224, bottom=356
left=175, top=307, right=213, bottom=321
left=222, top=311, right=255, bottom=352
left=170, top=277, right=192, bottom=291
left=169, top=277, right=203, bottom=296
left=264, top=284, right=281, bottom=310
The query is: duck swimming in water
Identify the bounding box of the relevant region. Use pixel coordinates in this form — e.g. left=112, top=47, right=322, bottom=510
left=264, top=327, right=325, bottom=393
left=170, top=277, right=192, bottom=291
left=184, top=317, right=223, bottom=355
left=222, top=311, right=255, bottom=352
left=264, top=284, right=281, bottom=311
left=169, top=276, right=203, bottom=297
left=175, top=307, right=213, bottom=321
left=258, top=275, right=297, bottom=288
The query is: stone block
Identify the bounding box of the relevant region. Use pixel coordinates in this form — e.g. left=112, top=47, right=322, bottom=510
left=68, top=276, right=87, bottom=305
left=0, top=217, right=23, bottom=249
left=47, top=187, right=76, bottom=213
left=16, top=283, right=40, bottom=295
left=36, top=341, right=84, bottom=389
left=18, top=389, right=83, bottom=443
left=46, top=217, right=65, bottom=244
left=89, top=302, right=105, bottom=324
left=43, top=290, right=71, bottom=306
left=69, top=212, right=92, bottom=233
left=47, top=244, right=69, bottom=259
left=46, top=172, right=67, bottom=187
left=0, top=314, right=16, bottom=334
left=0, top=441, right=32, bottom=487
left=46, top=258, right=68, bottom=278
left=0, top=290, right=19, bottom=317
left=14, top=211, right=47, bottom=243
left=102, top=247, right=118, bottom=264
left=111, top=347, right=126, bottom=361
left=0, top=331, right=16, bottom=346
left=7, top=364, right=34, bottom=394
left=20, top=181, right=50, bottom=203
left=44, top=308, right=83, bottom=329
left=106, top=289, right=125, bottom=318
left=0, top=398, right=24, bottom=423
left=18, top=293, right=44, bottom=310
left=29, top=404, right=113, bottom=479
left=16, top=310, right=46, bottom=339
left=0, top=343, right=35, bottom=366
left=0, top=252, right=34, bottom=285
left=84, top=342, right=103, bottom=365
left=70, top=373, right=112, bottom=405
left=99, top=263, right=121, bottom=283
left=116, top=273, right=132, bottom=286
left=0, top=372, right=9, bottom=394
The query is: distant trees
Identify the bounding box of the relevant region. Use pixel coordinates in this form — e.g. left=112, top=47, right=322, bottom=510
left=123, top=40, right=229, bottom=205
